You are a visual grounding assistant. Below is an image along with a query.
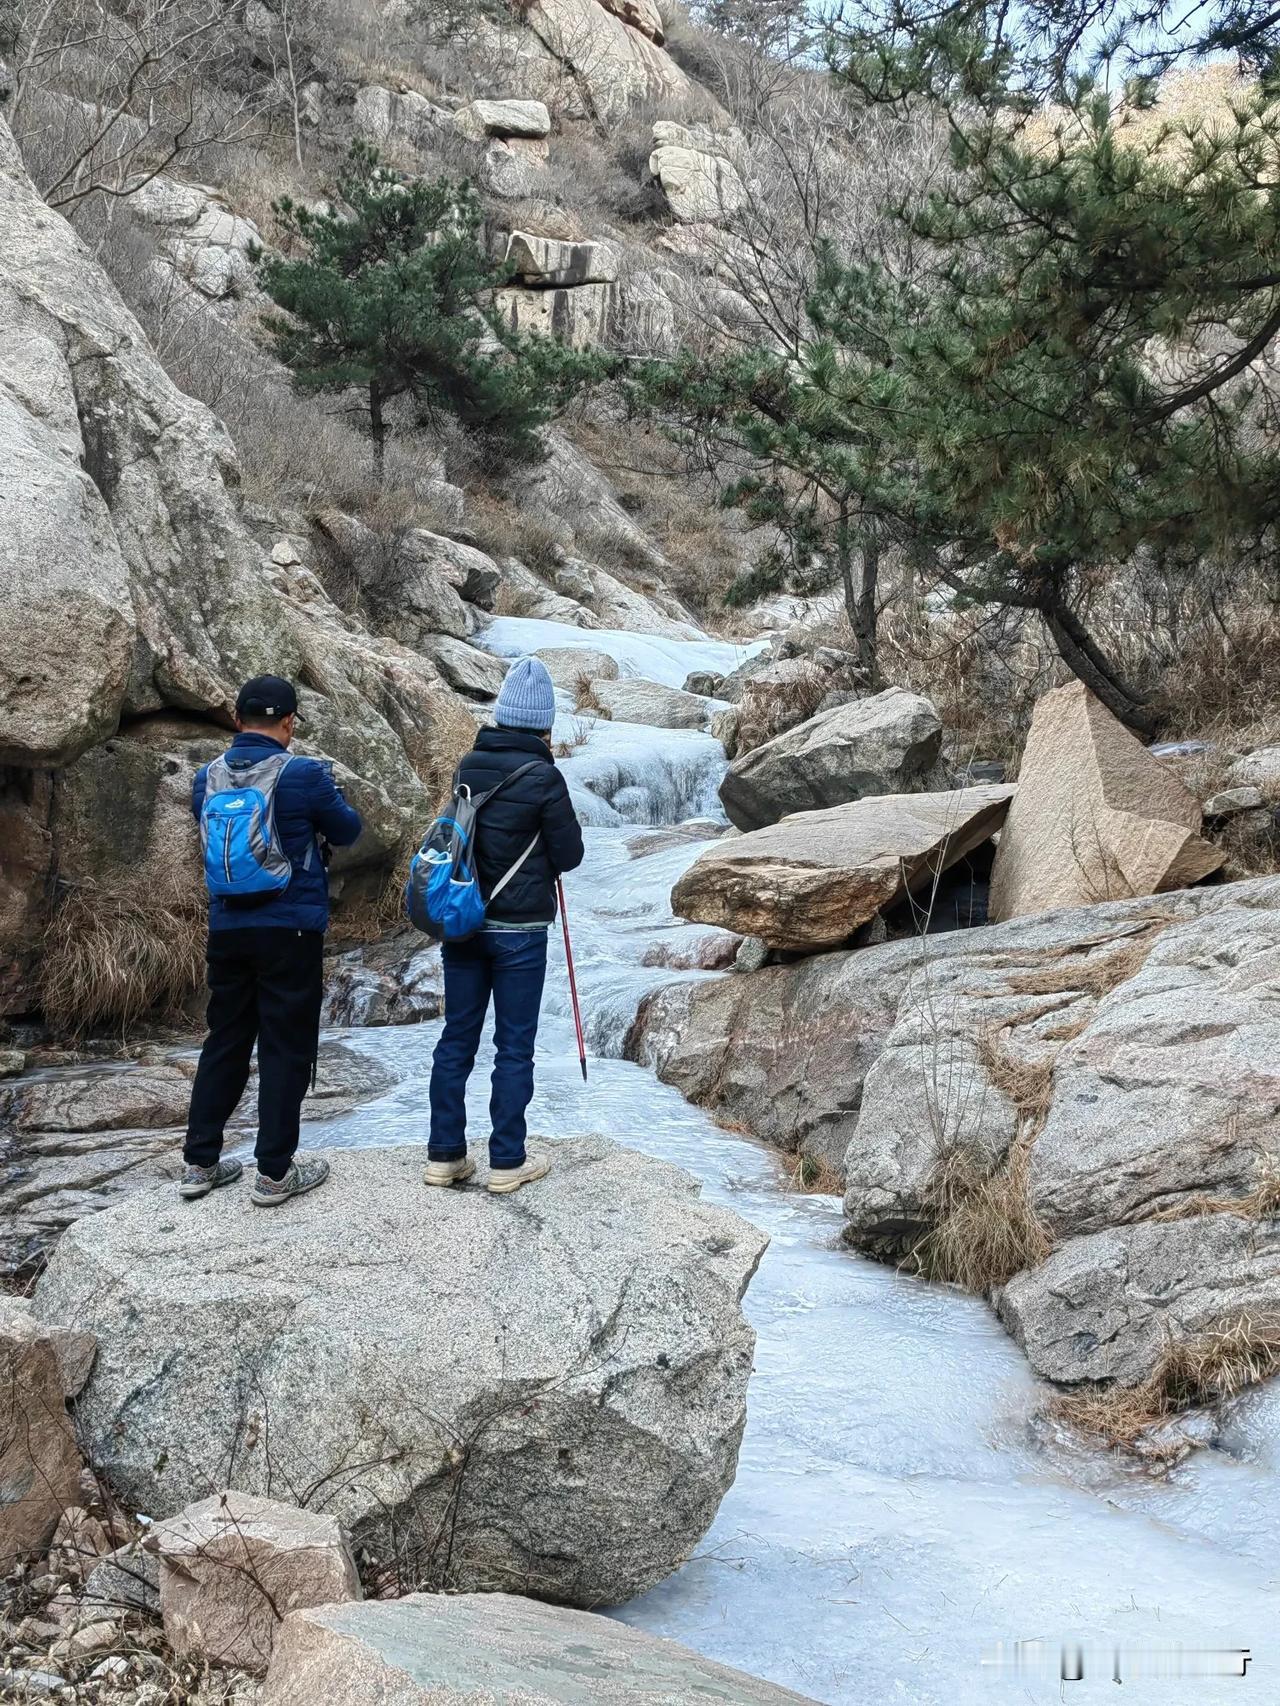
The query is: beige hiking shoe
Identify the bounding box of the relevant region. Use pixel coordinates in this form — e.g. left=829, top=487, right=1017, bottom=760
left=487, top=1152, right=551, bottom=1195
left=423, top=1156, right=476, bottom=1188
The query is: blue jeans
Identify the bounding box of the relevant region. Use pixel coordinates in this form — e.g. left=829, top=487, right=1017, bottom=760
left=428, top=930, right=549, bottom=1169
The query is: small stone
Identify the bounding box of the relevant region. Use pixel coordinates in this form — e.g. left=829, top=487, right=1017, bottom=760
left=50, top=1620, right=120, bottom=1662
left=6, top=1671, right=66, bottom=1698
left=0, top=1048, right=25, bottom=1076
left=733, top=936, right=770, bottom=973
left=1203, top=785, right=1264, bottom=818
left=90, top=1656, right=131, bottom=1682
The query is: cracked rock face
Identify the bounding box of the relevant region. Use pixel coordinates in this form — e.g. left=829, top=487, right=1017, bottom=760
left=33, top=1138, right=768, bottom=1606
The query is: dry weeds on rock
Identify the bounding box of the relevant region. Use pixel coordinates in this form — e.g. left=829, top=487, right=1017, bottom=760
left=1051, top=1313, right=1280, bottom=1449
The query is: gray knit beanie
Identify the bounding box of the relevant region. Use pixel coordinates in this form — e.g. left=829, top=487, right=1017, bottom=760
left=494, top=656, right=557, bottom=732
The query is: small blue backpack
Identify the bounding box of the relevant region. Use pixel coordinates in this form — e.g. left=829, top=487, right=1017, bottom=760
left=200, top=750, right=299, bottom=899
left=406, top=761, right=542, bottom=942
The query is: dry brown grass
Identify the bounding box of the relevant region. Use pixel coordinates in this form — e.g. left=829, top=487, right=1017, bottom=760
left=39, top=875, right=206, bottom=1037
left=573, top=677, right=609, bottom=716
left=1000, top=922, right=1171, bottom=1001
left=464, top=493, right=563, bottom=573
left=735, top=664, right=829, bottom=754
left=787, top=1151, right=844, bottom=1195
left=906, top=1135, right=1052, bottom=1292
left=1149, top=1135, right=1280, bottom=1222
left=974, top=1031, right=1056, bottom=1122
left=552, top=717, right=592, bottom=758
left=1052, top=1313, right=1280, bottom=1447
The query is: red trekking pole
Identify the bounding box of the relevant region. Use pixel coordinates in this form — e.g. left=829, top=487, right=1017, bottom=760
left=557, top=878, right=588, bottom=1082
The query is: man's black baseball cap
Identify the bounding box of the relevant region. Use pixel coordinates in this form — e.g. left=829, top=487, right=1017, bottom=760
left=235, top=675, right=298, bottom=719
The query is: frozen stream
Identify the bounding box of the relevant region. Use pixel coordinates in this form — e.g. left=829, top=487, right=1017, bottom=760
left=305, top=624, right=1278, bottom=1704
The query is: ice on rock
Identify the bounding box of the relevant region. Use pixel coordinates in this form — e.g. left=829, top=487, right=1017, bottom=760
left=300, top=691, right=1280, bottom=1706
left=555, top=714, right=728, bottom=827
left=481, top=616, right=765, bottom=690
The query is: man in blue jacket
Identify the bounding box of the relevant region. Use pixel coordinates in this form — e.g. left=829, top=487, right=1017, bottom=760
left=180, top=675, right=363, bottom=1206
left=426, top=657, right=584, bottom=1195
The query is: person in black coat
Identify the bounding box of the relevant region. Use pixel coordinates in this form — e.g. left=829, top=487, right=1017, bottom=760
left=425, top=657, right=584, bottom=1195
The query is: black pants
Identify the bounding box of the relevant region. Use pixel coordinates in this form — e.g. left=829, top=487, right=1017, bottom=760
left=184, top=928, right=324, bottom=1181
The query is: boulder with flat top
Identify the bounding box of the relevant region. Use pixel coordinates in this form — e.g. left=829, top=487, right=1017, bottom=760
left=33, top=1138, right=768, bottom=1608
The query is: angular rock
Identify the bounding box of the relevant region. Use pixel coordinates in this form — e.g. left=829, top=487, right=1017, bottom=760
left=672, top=785, right=1014, bottom=952
left=493, top=280, right=616, bottom=348
left=154, top=1491, right=361, bottom=1675
left=989, top=681, right=1222, bottom=922
left=504, top=231, right=618, bottom=287
left=719, top=687, right=951, bottom=832
left=34, top=1139, right=768, bottom=1607
left=0, top=1064, right=193, bottom=1136
left=526, top=0, right=700, bottom=122
left=372, top=532, right=470, bottom=642
left=0, top=1314, right=81, bottom=1566
left=650, top=122, right=746, bottom=224
left=588, top=677, right=715, bottom=730
left=261, top=1592, right=817, bottom=1705
left=683, top=669, right=725, bottom=696
left=1228, top=744, right=1280, bottom=792
left=418, top=636, right=507, bottom=701
left=1027, top=903, right=1280, bottom=1239
left=998, top=1215, right=1280, bottom=1387
left=533, top=646, right=620, bottom=690
left=0, top=1298, right=95, bottom=1398
left=353, top=86, right=448, bottom=153
left=85, top=1542, right=161, bottom=1616
left=1203, top=785, right=1264, bottom=818
left=481, top=137, right=550, bottom=199
left=454, top=98, right=551, bottom=141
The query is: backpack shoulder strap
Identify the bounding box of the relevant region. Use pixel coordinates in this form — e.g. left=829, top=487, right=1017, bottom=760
left=488, top=834, right=543, bottom=904
left=473, top=760, right=545, bottom=812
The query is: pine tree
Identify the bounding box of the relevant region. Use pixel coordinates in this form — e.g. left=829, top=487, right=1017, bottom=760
left=257, top=144, right=605, bottom=480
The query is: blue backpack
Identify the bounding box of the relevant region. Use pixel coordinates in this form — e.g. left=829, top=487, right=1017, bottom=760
left=406, top=761, right=542, bottom=943
left=200, top=751, right=300, bottom=899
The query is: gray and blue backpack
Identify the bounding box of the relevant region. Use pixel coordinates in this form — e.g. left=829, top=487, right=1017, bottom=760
left=406, top=762, right=541, bottom=942
left=200, top=751, right=303, bottom=899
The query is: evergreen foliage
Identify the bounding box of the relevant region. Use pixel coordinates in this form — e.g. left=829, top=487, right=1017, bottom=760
left=257, top=144, right=605, bottom=479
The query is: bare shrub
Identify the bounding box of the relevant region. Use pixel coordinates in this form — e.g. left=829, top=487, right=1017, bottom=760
left=464, top=492, right=563, bottom=572
left=1052, top=1313, right=1280, bottom=1449
left=40, top=875, right=206, bottom=1036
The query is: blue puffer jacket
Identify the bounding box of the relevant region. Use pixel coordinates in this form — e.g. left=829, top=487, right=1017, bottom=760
left=192, top=732, right=363, bottom=933
left=459, top=727, right=584, bottom=924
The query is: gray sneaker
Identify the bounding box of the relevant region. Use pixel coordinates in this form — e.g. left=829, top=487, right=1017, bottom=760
left=423, top=1156, right=476, bottom=1188
left=250, top=1156, right=330, bottom=1207
left=178, top=1158, right=243, bottom=1200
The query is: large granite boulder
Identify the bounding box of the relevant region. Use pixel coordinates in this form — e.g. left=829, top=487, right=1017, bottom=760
left=34, top=1139, right=768, bottom=1607
left=454, top=98, right=551, bottom=141
left=672, top=785, right=1013, bottom=951
left=998, top=1215, right=1280, bottom=1387
left=534, top=646, right=621, bottom=689
left=719, top=687, right=951, bottom=831
left=127, top=175, right=263, bottom=300
left=353, top=85, right=449, bottom=153
left=989, top=681, right=1222, bottom=922
left=262, top=1593, right=817, bottom=1705
left=589, top=677, right=716, bottom=729
left=650, top=122, right=746, bottom=224
left=1026, top=903, right=1280, bottom=1239
left=504, top=231, right=618, bottom=287
left=525, top=0, right=700, bottom=123
left=0, top=112, right=474, bottom=1012
left=493, top=280, right=618, bottom=348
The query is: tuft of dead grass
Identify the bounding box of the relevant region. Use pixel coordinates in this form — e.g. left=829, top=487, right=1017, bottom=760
left=573, top=677, right=608, bottom=716
left=39, top=875, right=206, bottom=1037
left=734, top=664, right=829, bottom=755
left=906, top=1135, right=1052, bottom=1292
left=1052, top=1313, right=1280, bottom=1447
left=974, top=1030, right=1056, bottom=1123
left=787, top=1151, right=844, bottom=1195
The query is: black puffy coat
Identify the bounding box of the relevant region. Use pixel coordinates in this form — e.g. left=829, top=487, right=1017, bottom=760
left=458, top=727, right=585, bottom=924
